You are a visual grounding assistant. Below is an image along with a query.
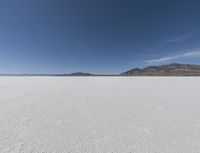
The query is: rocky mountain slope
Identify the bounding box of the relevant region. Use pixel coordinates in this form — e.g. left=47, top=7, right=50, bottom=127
left=121, top=63, right=200, bottom=76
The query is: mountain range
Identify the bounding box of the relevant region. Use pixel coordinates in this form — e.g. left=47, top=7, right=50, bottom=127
left=121, top=63, right=200, bottom=76
left=1, top=63, right=200, bottom=76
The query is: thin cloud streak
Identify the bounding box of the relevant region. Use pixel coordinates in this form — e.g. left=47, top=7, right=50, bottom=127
left=146, top=50, right=200, bottom=65
left=165, top=32, right=194, bottom=42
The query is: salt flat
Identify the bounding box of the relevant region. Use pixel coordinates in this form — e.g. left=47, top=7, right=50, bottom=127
left=0, top=77, right=200, bottom=153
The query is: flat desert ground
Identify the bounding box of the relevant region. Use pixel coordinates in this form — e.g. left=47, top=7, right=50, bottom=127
left=0, top=77, right=200, bottom=153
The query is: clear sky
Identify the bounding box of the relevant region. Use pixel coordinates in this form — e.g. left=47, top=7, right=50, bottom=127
left=0, top=0, right=200, bottom=74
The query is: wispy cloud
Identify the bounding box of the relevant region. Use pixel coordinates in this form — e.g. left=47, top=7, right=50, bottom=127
left=165, top=32, right=194, bottom=43
left=146, top=50, right=200, bottom=65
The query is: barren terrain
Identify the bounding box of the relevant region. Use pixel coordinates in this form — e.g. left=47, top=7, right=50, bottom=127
left=0, top=77, right=200, bottom=153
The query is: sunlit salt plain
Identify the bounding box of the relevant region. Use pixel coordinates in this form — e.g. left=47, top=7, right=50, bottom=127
left=0, top=77, right=200, bottom=153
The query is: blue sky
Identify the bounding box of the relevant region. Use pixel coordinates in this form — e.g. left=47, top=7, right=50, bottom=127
left=0, top=0, right=200, bottom=74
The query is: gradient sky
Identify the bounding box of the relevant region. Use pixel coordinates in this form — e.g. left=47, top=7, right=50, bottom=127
left=0, top=0, right=200, bottom=74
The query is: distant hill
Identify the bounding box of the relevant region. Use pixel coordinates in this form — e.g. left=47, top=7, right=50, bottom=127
left=68, top=72, right=95, bottom=76
left=121, top=63, right=200, bottom=76
left=0, top=72, right=95, bottom=76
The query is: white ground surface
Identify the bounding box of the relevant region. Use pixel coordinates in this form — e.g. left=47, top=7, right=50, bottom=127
left=0, top=77, right=200, bottom=153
